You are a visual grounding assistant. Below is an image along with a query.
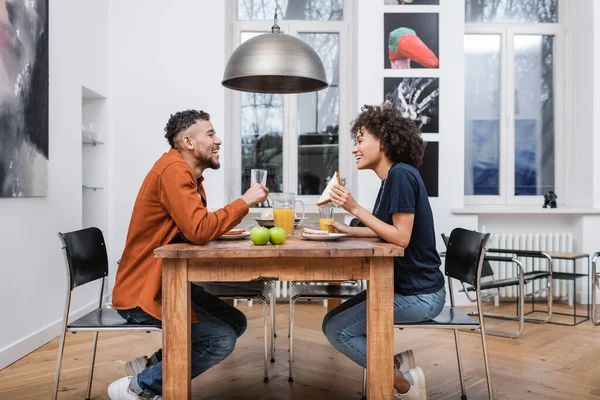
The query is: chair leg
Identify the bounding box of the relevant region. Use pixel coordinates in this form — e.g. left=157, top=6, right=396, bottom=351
left=262, top=299, right=269, bottom=383
left=477, top=299, right=494, bottom=399
left=270, top=291, right=276, bottom=362
left=52, top=326, right=68, bottom=400
left=85, top=332, right=99, bottom=400
left=361, top=368, right=367, bottom=400
left=452, top=329, right=467, bottom=400
left=288, top=298, right=295, bottom=382
left=272, top=287, right=277, bottom=338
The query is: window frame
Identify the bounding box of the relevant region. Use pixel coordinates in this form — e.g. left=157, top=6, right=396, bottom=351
left=225, top=2, right=354, bottom=209
left=464, top=2, right=566, bottom=206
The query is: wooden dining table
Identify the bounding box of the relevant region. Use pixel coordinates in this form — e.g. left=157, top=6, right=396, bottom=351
left=154, top=234, right=404, bottom=400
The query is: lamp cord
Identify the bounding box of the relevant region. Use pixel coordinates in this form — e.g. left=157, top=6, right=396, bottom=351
left=272, top=0, right=280, bottom=33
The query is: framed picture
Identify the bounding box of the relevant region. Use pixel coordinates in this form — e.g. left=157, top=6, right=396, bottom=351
left=384, top=77, right=439, bottom=133
left=384, top=0, right=440, bottom=4
left=420, top=141, right=439, bottom=197
left=0, top=0, right=49, bottom=197
left=384, top=13, right=439, bottom=69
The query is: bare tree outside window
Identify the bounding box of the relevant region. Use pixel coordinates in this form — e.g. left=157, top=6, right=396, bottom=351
left=238, top=0, right=343, bottom=20
left=466, top=0, right=557, bottom=23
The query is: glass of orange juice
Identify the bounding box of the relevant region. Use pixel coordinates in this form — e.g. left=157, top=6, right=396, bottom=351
left=319, top=204, right=335, bottom=233
left=271, top=193, right=305, bottom=235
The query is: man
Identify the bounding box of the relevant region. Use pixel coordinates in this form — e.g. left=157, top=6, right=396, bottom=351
left=108, top=109, right=268, bottom=400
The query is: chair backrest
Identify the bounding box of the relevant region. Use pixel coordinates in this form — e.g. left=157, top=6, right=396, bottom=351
left=441, top=232, right=494, bottom=278
left=349, top=218, right=365, bottom=227
left=58, top=227, right=108, bottom=290
left=443, top=228, right=490, bottom=287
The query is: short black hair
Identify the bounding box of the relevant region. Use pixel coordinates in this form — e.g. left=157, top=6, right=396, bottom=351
left=350, top=104, right=426, bottom=168
left=164, top=109, right=210, bottom=148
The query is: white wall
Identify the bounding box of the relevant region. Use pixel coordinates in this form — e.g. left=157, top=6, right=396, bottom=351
left=0, top=0, right=109, bottom=370
left=108, top=0, right=228, bottom=276
left=356, top=0, right=476, bottom=251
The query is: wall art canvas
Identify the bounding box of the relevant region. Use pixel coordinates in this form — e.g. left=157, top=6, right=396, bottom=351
left=384, top=13, right=439, bottom=69
left=0, top=0, right=48, bottom=197
left=420, top=141, right=438, bottom=197
left=384, top=0, right=440, bottom=5
left=384, top=77, right=439, bottom=133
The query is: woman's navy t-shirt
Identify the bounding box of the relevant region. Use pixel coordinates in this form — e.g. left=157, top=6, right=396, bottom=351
left=372, top=163, right=444, bottom=295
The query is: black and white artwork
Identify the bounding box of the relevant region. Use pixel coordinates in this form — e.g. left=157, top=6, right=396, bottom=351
left=419, top=141, right=438, bottom=197
left=384, top=13, right=439, bottom=69
left=384, top=77, right=439, bottom=134
left=0, top=0, right=48, bottom=197
left=385, top=0, right=440, bottom=5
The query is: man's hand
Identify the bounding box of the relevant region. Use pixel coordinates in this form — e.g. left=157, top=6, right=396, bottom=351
left=241, top=184, right=269, bottom=207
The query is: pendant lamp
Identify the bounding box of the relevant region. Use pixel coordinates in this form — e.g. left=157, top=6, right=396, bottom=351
left=222, top=2, right=328, bottom=94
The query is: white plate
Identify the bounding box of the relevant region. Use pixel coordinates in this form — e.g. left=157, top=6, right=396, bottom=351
left=301, top=233, right=347, bottom=241
left=217, top=232, right=251, bottom=240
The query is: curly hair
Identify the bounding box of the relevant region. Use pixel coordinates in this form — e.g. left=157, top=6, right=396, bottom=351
left=350, top=104, right=426, bottom=168
left=164, top=109, right=210, bottom=148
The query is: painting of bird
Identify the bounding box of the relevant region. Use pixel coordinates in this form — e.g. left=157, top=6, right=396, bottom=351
left=384, top=13, right=439, bottom=69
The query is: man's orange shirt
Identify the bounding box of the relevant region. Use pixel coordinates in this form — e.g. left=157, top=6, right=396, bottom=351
left=112, top=148, right=249, bottom=321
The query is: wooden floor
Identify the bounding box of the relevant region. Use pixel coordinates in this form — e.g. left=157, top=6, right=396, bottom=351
left=1, top=301, right=599, bottom=400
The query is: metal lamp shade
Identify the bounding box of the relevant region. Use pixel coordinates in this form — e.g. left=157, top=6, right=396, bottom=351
left=222, top=32, right=329, bottom=94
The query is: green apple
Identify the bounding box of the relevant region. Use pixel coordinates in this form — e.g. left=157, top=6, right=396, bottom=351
left=269, top=227, right=287, bottom=245
left=250, top=226, right=270, bottom=245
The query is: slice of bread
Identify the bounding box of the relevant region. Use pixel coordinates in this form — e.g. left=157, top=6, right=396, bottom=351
left=316, top=171, right=341, bottom=207
left=301, top=227, right=329, bottom=236
left=224, top=228, right=246, bottom=235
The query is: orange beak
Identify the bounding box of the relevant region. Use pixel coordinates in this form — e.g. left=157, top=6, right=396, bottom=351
left=397, top=34, right=439, bottom=68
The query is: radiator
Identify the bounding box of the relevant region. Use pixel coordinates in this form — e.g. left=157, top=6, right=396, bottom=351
left=486, top=232, right=574, bottom=305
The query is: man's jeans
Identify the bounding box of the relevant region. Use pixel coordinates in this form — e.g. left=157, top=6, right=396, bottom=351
left=117, top=284, right=247, bottom=397
left=322, top=287, right=446, bottom=368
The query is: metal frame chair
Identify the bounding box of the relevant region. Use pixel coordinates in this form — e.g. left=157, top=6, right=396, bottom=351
left=442, top=234, right=553, bottom=338
left=393, top=228, right=494, bottom=399
left=53, top=227, right=161, bottom=400
left=592, top=252, right=600, bottom=326
left=287, top=282, right=363, bottom=383
left=194, top=281, right=276, bottom=382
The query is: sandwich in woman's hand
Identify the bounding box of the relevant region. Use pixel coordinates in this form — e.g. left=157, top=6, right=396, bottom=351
left=316, top=171, right=341, bottom=207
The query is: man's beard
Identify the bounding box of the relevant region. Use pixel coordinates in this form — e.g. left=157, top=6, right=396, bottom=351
left=200, top=153, right=220, bottom=170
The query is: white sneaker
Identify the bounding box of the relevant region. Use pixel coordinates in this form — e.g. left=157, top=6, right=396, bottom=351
left=394, top=367, right=426, bottom=400
left=394, top=349, right=416, bottom=373
left=108, top=376, right=161, bottom=400
left=125, top=356, right=149, bottom=376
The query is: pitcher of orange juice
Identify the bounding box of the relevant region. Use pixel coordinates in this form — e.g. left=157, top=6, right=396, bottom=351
left=271, top=193, right=305, bottom=235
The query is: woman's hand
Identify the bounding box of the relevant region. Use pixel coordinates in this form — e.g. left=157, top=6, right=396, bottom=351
left=329, top=185, right=360, bottom=214
left=325, top=221, right=351, bottom=234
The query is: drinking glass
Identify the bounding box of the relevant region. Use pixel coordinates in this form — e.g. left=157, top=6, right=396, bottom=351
left=251, top=169, right=267, bottom=185
left=319, top=204, right=335, bottom=233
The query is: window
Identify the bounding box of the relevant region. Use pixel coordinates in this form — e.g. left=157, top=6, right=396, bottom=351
left=228, top=1, right=352, bottom=207
left=464, top=0, right=564, bottom=205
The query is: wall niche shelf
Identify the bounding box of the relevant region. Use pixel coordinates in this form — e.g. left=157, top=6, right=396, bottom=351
left=82, top=138, right=104, bottom=146
left=82, top=185, right=104, bottom=191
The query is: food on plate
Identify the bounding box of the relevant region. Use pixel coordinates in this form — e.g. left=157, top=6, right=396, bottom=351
left=300, top=227, right=330, bottom=236
left=224, top=228, right=246, bottom=235
left=316, top=171, right=341, bottom=206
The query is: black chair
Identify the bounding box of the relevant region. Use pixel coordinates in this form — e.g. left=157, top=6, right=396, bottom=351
left=53, top=227, right=160, bottom=400
left=592, top=252, right=600, bottom=326
left=393, top=228, right=495, bottom=399
left=194, top=281, right=276, bottom=381
left=442, top=234, right=553, bottom=338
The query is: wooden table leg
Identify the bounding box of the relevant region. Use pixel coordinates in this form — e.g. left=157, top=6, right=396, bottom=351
left=367, top=257, right=394, bottom=399
left=327, top=282, right=342, bottom=312
left=162, top=259, right=191, bottom=400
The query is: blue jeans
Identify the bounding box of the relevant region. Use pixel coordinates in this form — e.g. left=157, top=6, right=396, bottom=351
left=117, top=284, right=247, bottom=397
left=322, top=287, right=446, bottom=368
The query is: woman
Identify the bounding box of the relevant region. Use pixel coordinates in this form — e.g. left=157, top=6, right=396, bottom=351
left=322, top=104, right=445, bottom=400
